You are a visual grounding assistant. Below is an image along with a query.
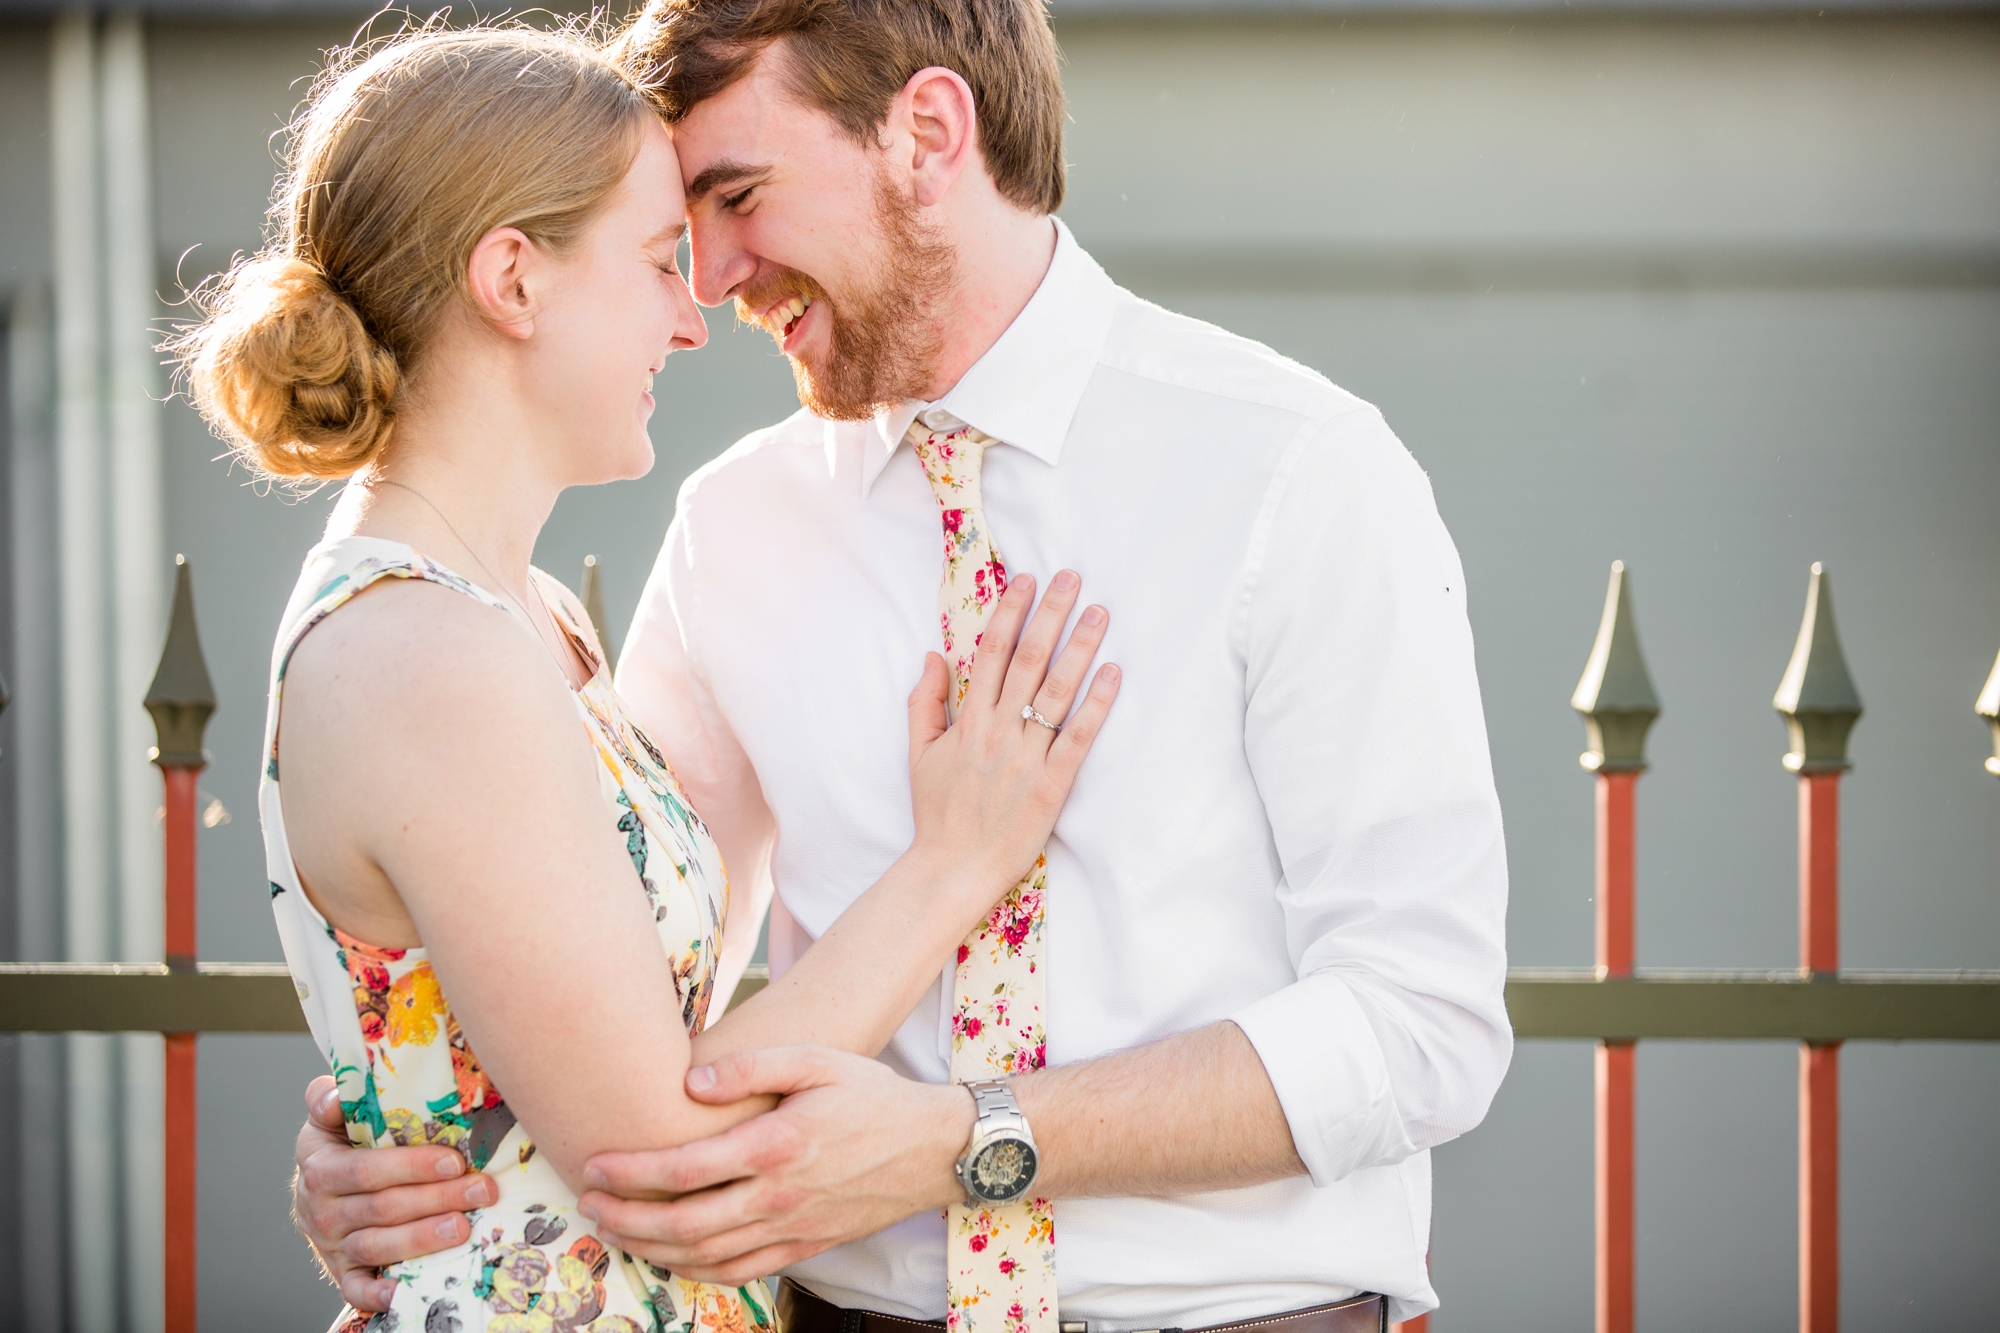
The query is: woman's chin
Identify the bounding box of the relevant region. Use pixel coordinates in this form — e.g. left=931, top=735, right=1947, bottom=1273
left=568, top=438, right=655, bottom=487
left=616, top=435, right=657, bottom=481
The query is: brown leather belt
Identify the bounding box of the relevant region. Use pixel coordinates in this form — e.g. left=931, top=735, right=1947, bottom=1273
left=777, top=1279, right=1386, bottom=1333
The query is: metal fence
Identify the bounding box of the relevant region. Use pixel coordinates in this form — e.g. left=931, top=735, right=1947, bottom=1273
left=1, top=556, right=1996, bottom=1332
left=1395, top=562, right=2000, bottom=1333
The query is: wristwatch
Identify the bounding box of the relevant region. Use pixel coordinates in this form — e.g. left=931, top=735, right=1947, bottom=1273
left=954, top=1079, right=1041, bottom=1206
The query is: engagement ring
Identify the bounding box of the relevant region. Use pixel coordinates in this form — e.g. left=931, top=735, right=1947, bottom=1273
left=1022, top=704, right=1060, bottom=731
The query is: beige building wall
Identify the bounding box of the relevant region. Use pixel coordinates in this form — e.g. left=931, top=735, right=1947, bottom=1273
left=2, top=9, right=1996, bottom=1329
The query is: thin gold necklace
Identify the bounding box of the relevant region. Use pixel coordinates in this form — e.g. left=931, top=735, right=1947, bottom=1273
left=367, top=477, right=570, bottom=675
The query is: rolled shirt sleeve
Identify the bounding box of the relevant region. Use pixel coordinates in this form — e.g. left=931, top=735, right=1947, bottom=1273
left=1229, top=405, right=1512, bottom=1187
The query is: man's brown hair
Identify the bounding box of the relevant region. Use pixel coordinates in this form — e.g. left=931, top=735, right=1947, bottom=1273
left=612, top=0, right=1066, bottom=214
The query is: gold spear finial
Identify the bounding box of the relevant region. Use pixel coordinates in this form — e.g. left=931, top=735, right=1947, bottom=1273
left=144, top=556, right=218, bottom=769
left=1572, top=561, right=1661, bottom=772
left=1774, top=563, right=1863, bottom=774
left=1976, top=647, right=2000, bottom=778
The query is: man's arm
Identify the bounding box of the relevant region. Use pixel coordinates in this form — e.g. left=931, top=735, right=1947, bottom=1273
left=1224, top=404, right=1513, bottom=1180
left=574, top=1021, right=1301, bottom=1283
left=575, top=404, right=1511, bottom=1276
left=1017, top=1018, right=1303, bottom=1197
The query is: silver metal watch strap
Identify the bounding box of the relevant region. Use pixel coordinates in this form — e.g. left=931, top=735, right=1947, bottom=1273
left=966, top=1079, right=1023, bottom=1124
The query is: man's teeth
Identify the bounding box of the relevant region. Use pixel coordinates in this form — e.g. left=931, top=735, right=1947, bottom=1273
left=775, top=296, right=811, bottom=334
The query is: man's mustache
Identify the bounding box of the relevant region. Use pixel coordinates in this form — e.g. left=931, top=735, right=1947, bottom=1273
left=734, top=270, right=833, bottom=339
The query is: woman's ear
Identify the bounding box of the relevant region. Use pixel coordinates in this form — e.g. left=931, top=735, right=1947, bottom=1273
left=466, top=226, right=540, bottom=340
left=900, top=66, right=978, bottom=209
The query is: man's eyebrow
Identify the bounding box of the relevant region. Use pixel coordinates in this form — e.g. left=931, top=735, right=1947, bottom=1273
left=686, top=159, right=770, bottom=201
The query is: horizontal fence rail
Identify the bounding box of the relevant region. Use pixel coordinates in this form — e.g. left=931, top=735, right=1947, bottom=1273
left=1505, top=970, right=2000, bottom=1041
left=0, top=963, right=303, bottom=1034
left=6, top=962, right=2000, bottom=1041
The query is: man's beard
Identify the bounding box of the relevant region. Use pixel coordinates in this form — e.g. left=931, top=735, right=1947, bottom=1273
left=735, top=173, right=955, bottom=422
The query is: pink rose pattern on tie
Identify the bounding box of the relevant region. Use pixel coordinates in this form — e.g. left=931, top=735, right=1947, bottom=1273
left=908, top=420, right=1059, bottom=1333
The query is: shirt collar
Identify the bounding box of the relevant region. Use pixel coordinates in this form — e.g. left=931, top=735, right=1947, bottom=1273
left=829, top=218, right=1118, bottom=495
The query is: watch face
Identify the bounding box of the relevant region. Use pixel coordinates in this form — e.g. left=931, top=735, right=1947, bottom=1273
left=967, top=1137, right=1038, bottom=1204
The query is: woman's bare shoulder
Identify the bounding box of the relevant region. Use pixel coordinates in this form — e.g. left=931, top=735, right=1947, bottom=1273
left=281, top=576, right=580, bottom=764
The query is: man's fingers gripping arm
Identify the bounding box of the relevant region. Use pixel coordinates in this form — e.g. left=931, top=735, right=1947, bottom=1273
left=293, top=1076, right=495, bottom=1309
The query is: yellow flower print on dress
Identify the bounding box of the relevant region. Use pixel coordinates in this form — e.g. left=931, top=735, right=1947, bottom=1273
left=386, top=962, right=444, bottom=1047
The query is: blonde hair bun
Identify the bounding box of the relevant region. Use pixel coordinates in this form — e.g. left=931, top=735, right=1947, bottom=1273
left=184, top=255, right=400, bottom=479
left=168, top=22, right=653, bottom=482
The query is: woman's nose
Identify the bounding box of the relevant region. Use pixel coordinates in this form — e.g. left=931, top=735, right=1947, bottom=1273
left=679, top=297, right=710, bottom=351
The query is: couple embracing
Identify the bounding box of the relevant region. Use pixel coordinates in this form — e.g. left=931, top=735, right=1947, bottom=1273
left=176, top=0, right=1511, bottom=1327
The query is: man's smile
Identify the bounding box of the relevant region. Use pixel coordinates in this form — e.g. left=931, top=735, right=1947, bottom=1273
left=751, top=293, right=815, bottom=345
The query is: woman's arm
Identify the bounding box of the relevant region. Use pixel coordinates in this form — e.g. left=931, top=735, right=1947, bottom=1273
left=694, top=569, right=1118, bottom=1064
left=281, top=581, right=755, bottom=1195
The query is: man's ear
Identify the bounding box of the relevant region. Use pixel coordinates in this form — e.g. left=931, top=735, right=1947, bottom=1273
left=466, top=226, right=540, bottom=341
left=900, top=66, right=978, bottom=209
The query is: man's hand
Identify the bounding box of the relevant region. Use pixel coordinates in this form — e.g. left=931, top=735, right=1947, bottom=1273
left=576, top=1047, right=972, bottom=1284
left=293, top=1076, right=498, bottom=1310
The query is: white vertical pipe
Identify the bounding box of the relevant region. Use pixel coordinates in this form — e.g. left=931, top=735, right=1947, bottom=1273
left=105, top=14, right=165, bottom=954
left=103, top=14, right=166, bottom=1330
left=52, top=5, right=107, bottom=957
left=52, top=12, right=123, bottom=1333
left=11, top=283, right=71, bottom=1333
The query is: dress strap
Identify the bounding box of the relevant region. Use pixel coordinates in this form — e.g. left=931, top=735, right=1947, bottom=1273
left=261, top=537, right=580, bottom=787
left=271, top=538, right=521, bottom=696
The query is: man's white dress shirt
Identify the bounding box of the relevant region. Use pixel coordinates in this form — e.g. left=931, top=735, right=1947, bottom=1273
left=618, top=221, right=1510, bottom=1328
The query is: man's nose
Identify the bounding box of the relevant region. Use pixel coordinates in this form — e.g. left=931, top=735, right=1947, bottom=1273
left=688, top=220, right=755, bottom=309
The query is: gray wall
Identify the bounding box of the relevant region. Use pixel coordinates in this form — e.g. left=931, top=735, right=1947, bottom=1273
left=2, top=9, right=1996, bottom=1329
left=1051, top=17, right=2000, bottom=1328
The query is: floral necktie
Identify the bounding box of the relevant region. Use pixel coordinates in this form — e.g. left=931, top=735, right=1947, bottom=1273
left=908, top=417, right=1058, bottom=1333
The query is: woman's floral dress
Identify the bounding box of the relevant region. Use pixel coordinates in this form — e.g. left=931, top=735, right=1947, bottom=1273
left=262, top=536, right=777, bottom=1333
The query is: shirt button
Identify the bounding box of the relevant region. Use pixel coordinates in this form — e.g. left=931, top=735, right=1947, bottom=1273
left=921, top=408, right=959, bottom=431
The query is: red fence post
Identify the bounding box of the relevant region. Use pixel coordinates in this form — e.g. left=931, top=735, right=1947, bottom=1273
left=162, top=768, right=200, bottom=1332
left=1594, top=774, right=1637, bottom=1333
left=144, top=557, right=217, bottom=1333
left=1796, top=775, right=1841, bottom=1333
left=1572, top=562, right=1660, bottom=1333
left=1773, top=563, right=1861, bottom=1333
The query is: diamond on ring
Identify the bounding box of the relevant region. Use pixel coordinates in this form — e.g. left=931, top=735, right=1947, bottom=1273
left=1022, top=704, right=1060, bottom=731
